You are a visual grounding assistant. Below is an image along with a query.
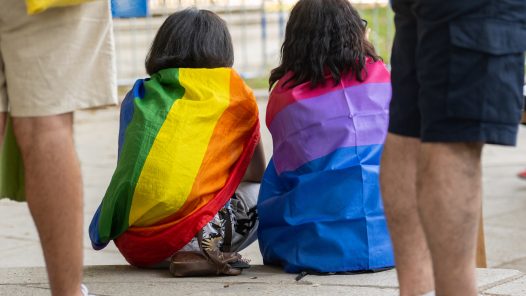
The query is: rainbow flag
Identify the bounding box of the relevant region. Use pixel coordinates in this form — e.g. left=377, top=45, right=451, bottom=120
left=258, top=60, right=394, bottom=273
left=89, top=68, right=260, bottom=267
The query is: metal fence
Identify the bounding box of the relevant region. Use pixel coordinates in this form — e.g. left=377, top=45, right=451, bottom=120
left=114, top=0, right=393, bottom=86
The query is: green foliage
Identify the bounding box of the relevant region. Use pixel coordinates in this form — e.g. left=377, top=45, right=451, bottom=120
left=245, top=5, right=395, bottom=90
left=357, top=4, right=395, bottom=64
left=245, top=77, right=270, bottom=90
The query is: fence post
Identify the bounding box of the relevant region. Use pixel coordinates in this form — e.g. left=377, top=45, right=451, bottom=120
left=278, top=0, right=285, bottom=40
left=261, top=0, right=268, bottom=71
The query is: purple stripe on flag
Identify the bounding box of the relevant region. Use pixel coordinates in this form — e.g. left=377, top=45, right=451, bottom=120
left=269, top=83, right=391, bottom=174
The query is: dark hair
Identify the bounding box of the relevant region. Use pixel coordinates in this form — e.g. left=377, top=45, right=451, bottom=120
left=269, top=0, right=380, bottom=89
left=145, top=9, right=234, bottom=75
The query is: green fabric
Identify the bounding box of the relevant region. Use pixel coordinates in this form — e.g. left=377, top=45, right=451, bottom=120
left=0, top=116, right=25, bottom=202
left=98, top=68, right=185, bottom=240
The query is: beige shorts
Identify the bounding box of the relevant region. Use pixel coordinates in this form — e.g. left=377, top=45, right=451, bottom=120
left=0, top=0, right=118, bottom=117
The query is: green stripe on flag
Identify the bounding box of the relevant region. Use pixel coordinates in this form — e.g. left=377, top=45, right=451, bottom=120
left=98, top=68, right=185, bottom=241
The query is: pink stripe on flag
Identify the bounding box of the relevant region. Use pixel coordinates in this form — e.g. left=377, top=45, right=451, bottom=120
left=269, top=82, right=391, bottom=174
left=266, top=60, right=390, bottom=126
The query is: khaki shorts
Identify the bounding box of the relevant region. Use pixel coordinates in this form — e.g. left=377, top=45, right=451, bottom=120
left=0, top=0, right=118, bottom=117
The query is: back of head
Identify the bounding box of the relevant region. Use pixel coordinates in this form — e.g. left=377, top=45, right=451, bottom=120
left=269, top=0, right=380, bottom=89
left=145, top=9, right=234, bottom=75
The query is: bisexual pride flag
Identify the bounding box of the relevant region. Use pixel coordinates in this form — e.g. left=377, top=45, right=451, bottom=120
left=258, top=60, right=394, bottom=273
left=90, top=68, right=260, bottom=267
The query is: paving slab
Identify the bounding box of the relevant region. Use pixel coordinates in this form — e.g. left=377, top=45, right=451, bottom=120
left=484, top=225, right=526, bottom=268
left=486, top=209, right=526, bottom=231
left=482, top=274, right=526, bottom=296
left=497, top=258, right=526, bottom=272
left=483, top=197, right=526, bottom=221
left=0, top=266, right=522, bottom=296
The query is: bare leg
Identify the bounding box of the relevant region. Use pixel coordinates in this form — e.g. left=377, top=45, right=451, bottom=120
left=417, top=143, right=482, bottom=296
left=13, top=113, right=83, bottom=296
left=380, top=133, right=434, bottom=296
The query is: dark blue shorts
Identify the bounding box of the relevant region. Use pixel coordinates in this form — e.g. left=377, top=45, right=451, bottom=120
left=389, top=0, right=526, bottom=146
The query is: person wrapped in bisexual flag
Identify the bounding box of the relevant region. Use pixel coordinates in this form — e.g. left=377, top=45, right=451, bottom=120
left=89, top=9, right=266, bottom=275
left=257, top=0, right=395, bottom=274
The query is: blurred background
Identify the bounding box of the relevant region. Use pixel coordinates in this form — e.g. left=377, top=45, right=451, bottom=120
left=112, top=0, right=394, bottom=90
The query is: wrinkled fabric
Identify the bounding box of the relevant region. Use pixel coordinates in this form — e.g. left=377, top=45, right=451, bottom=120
left=90, top=68, right=260, bottom=266
left=258, top=60, right=395, bottom=273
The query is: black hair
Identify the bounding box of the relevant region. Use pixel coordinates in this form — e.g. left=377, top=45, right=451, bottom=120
left=269, top=0, right=380, bottom=89
left=145, top=8, right=234, bottom=75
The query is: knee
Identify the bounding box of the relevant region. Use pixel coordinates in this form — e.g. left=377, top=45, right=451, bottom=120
left=420, top=142, right=483, bottom=175
left=12, top=113, right=74, bottom=156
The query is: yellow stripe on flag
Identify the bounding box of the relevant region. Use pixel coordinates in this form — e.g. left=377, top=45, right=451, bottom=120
left=129, top=68, right=231, bottom=227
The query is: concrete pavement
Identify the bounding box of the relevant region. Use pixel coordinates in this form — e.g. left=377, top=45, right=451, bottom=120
left=0, top=99, right=526, bottom=295
left=0, top=265, right=525, bottom=295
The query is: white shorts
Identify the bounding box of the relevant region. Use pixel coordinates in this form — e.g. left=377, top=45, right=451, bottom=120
left=0, top=0, right=118, bottom=117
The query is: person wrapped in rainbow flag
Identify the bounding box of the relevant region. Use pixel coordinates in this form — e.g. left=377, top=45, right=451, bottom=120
left=89, top=9, right=265, bottom=276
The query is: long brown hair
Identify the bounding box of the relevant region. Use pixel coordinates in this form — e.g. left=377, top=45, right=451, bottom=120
left=269, top=0, right=380, bottom=89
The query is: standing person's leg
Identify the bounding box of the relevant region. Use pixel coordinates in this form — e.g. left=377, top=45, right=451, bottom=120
left=413, top=0, right=525, bottom=294
left=13, top=114, right=83, bottom=296
left=417, top=143, right=482, bottom=296
left=0, top=0, right=115, bottom=294
left=380, top=134, right=434, bottom=296
left=382, top=0, right=435, bottom=294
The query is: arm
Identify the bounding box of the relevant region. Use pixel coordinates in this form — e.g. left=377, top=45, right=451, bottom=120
left=242, top=140, right=266, bottom=182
